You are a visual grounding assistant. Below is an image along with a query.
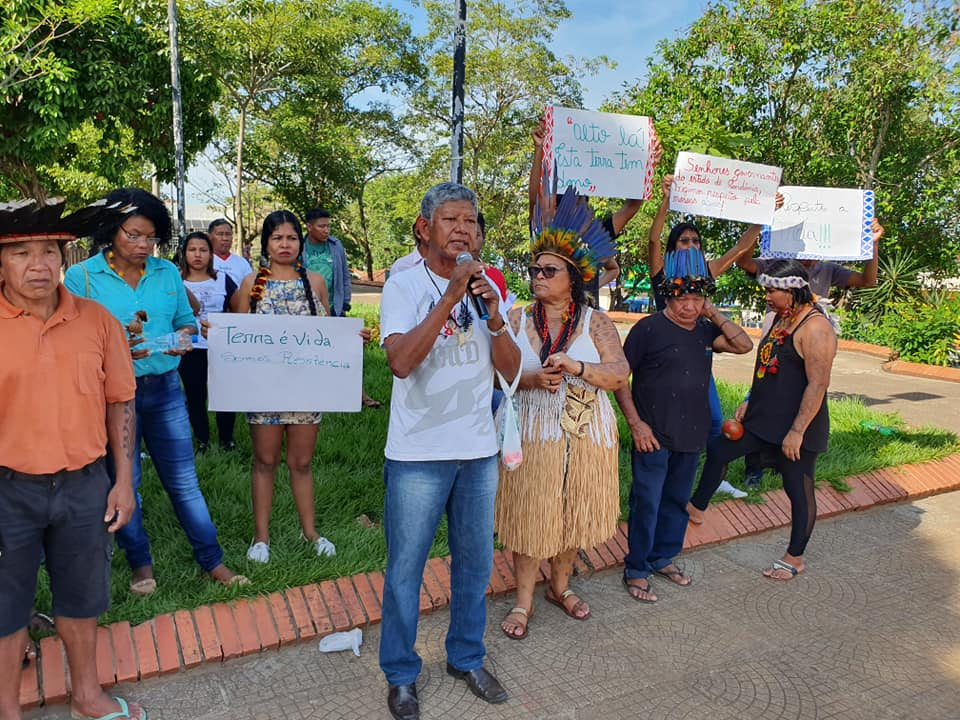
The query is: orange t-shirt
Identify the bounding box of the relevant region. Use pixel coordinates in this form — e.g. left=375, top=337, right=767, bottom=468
left=0, top=284, right=136, bottom=474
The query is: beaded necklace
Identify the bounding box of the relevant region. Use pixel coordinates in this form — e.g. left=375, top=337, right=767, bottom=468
left=756, top=303, right=813, bottom=379
left=107, top=250, right=145, bottom=279
left=530, top=300, right=581, bottom=363
left=424, top=263, right=472, bottom=346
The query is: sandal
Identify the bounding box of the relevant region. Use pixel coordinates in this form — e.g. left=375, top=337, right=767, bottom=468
left=70, top=696, right=148, bottom=720
left=500, top=606, right=532, bottom=640
left=362, top=396, right=382, bottom=408
left=762, top=559, right=802, bottom=581
left=544, top=587, right=591, bottom=620
left=655, top=565, right=692, bottom=586
left=622, top=577, right=657, bottom=603
left=129, top=578, right=157, bottom=597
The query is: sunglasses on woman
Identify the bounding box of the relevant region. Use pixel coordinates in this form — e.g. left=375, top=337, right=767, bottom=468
left=528, top=265, right=565, bottom=279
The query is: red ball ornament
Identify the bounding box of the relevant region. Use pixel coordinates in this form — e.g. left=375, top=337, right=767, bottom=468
left=721, top=418, right=744, bottom=441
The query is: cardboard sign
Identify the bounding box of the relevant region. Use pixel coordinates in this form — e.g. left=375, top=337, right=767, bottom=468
left=542, top=105, right=657, bottom=199
left=670, top=152, right=782, bottom=225
left=206, top=313, right=364, bottom=412
left=760, top=186, right=875, bottom=261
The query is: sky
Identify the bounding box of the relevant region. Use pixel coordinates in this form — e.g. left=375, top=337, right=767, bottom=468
left=184, top=0, right=711, bottom=205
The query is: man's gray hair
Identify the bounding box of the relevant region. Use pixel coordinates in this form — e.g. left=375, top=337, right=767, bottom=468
left=419, top=183, right=477, bottom=221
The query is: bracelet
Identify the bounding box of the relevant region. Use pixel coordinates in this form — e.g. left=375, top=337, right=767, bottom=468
left=488, top=321, right=509, bottom=337
left=576, top=361, right=585, bottom=377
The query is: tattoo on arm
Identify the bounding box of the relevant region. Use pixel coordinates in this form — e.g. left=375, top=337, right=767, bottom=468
left=587, top=314, right=630, bottom=390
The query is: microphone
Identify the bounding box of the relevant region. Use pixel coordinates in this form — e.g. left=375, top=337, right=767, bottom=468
left=456, top=251, right=490, bottom=320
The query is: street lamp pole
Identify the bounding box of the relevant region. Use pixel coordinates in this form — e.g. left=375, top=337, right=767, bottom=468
left=450, top=0, right=466, bottom=184
left=167, top=0, right=186, bottom=244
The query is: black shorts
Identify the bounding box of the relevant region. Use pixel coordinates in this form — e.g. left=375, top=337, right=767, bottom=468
left=0, top=458, right=113, bottom=637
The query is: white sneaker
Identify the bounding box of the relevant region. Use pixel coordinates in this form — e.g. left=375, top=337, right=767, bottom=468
left=717, top=480, right=748, bottom=499
left=311, top=536, right=336, bottom=557
left=246, top=541, right=270, bottom=563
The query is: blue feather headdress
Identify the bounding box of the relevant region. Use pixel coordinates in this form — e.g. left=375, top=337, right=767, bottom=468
left=659, top=248, right=716, bottom=297
left=531, top=170, right=616, bottom=283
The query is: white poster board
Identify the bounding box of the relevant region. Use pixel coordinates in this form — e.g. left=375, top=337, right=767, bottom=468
left=206, top=313, right=364, bottom=412
left=542, top=105, right=657, bottom=199
left=760, top=186, right=875, bottom=261
left=670, top=152, right=782, bottom=225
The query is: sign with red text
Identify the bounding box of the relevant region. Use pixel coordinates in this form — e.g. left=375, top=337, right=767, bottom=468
left=760, top=186, right=875, bottom=261
left=670, top=152, right=782, bottom=225
left=542, top=106, right=657, bottom=199
left=206, top=313, right=364, bottom=412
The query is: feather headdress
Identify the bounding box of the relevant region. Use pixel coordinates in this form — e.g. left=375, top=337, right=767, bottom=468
left=530, top=173, right=616, bottom=284
left=659, top=247, right=716, bottom=297
left=0, top=197, right=133, bottom=244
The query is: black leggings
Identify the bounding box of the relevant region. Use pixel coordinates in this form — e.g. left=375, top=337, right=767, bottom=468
left=177, top=349, right=235, bottom=447
left=691, top=430, right=819, bottom=557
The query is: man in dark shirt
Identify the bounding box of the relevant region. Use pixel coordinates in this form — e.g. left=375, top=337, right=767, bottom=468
left=614, top=249, right=753, bottom=602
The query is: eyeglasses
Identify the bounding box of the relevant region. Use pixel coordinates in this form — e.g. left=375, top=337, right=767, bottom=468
left=528, top=265, right=564, bottom=279
left=121, top=226, right=159, bottom=245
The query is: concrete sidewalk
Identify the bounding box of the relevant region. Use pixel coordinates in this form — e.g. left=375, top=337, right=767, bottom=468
left=26, top=491, right=960, bottom=720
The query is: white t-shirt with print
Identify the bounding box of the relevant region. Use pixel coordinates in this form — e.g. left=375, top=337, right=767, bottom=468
left=214, top=253, right=253, bottom=287
left=380, top=263, right=500, bottom=461
left=183, top=274, right=228, bottom=349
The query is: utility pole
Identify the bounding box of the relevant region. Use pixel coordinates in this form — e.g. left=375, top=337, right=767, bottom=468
left=450, top=0, right=466, bottom=184
left=168, top=0, right=186, bottom=245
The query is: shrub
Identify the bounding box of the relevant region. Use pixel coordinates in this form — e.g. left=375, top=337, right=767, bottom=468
left=844, top=294, right=960, bottom=365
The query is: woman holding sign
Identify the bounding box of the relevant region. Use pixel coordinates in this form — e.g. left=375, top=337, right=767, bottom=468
left=236, top=211, right=338, bottom=565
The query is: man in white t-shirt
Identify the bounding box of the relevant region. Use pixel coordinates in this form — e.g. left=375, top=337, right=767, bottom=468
left=378, top=183, right=520, bottom=720
left=209, top=219, right=253, bottom=286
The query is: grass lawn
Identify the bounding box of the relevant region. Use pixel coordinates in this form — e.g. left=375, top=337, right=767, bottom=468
left=30, top=304, right=960, bottom=627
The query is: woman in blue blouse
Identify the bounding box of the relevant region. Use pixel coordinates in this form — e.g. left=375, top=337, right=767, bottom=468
left=64, top=188, right=244, bottom=596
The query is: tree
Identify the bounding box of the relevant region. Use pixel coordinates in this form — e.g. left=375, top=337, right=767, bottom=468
left=408, top=0, right=610, bottom=270
left=608, top=0, right=960, bottom=309
left=187, top=0, right=424, bottom=252
left=0, top=0, right=218, bottom=202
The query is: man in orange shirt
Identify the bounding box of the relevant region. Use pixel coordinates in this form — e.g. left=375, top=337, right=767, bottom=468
left=0, top=199, right=146, bottom=720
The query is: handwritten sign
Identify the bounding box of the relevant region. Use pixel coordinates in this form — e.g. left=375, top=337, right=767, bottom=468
left=206, top=313, right=364, bottom=412
left=760, top=186, right=875, bottom=261
left=542, top=106, right=657, bottom=199
left=670, top=152, right=782, bottom=225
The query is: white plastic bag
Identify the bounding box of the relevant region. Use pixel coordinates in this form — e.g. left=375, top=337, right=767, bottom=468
left=496, top=369, right=523, bottom=471
left=318, top=627, right=362, bottom=656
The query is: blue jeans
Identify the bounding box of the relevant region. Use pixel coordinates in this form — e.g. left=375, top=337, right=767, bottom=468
left=113, top=370, right=224, bottom=572
left=708, top=375, right=722, bottom=441
left=624, top=447, right=699, bottom=580
left=379, top=456, right=498, bottom=686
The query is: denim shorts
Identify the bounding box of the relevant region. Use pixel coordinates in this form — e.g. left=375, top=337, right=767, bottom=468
left=0, top=458, right=113, bottom=637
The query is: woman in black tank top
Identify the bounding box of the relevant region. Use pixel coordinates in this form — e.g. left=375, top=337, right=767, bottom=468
left=688, top=260, right=838, bottom=581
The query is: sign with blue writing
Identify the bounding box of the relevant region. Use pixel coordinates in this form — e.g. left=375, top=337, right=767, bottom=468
left=760, top=186, right=875, bottom=261
left=206, top=313, right=364, bottom=412
left=670, top=152, right=782, bottom=225
left=542, top=105, right=657, bottom=199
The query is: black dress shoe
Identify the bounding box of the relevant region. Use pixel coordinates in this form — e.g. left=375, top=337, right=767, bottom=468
left=387, top=683, right=419, bottom=720
left=446, top=663, right=509, bottom=704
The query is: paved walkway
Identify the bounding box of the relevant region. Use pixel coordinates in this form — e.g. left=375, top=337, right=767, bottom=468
left=26, top=491, right=960, bottom=720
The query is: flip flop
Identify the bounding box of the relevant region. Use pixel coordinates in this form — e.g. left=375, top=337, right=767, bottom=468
left=762, top=559, right=801, bottom=581
left=500, top=606, right=532, bottom=640
left=71, top=696, right=148, bottom=720
left=544, top=587, right=591, bottom=620
left=655, top=566, right=692, bottom=586
left=129, top=578, right=157, bottom=597
left=622, top=577, right=657, bottom=603
left=362, top=397, right=382, bottom=408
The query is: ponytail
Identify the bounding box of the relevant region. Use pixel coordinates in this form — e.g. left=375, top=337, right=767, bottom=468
left=296, top=259, right=318, bottom=316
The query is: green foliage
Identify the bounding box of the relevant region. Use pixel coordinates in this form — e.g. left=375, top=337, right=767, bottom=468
left=849, top=248, right=924, bottom=318
left=844, top=292, right=960, bottom=366
left=612, top=0, right=960, bottom=308
left=0, top=0, right=218, bottom=202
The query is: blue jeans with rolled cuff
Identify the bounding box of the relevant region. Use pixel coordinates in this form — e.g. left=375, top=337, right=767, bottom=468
left=379, top=455, right=498, bottom=687
left=112, top=370, right=224, bottom=573
left=623, top=447, right=699, bottom=580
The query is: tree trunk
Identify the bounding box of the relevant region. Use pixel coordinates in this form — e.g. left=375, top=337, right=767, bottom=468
left=357, top=189, right=373, bottom=281
left=234, top=104, right=246, bottom=253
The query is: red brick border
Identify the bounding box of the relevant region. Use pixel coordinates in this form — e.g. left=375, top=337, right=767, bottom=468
left=20, top=453, right=960, bottom=709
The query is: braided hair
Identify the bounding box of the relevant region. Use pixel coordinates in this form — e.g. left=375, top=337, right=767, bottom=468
left=251, top=210, right=318, bottom=316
